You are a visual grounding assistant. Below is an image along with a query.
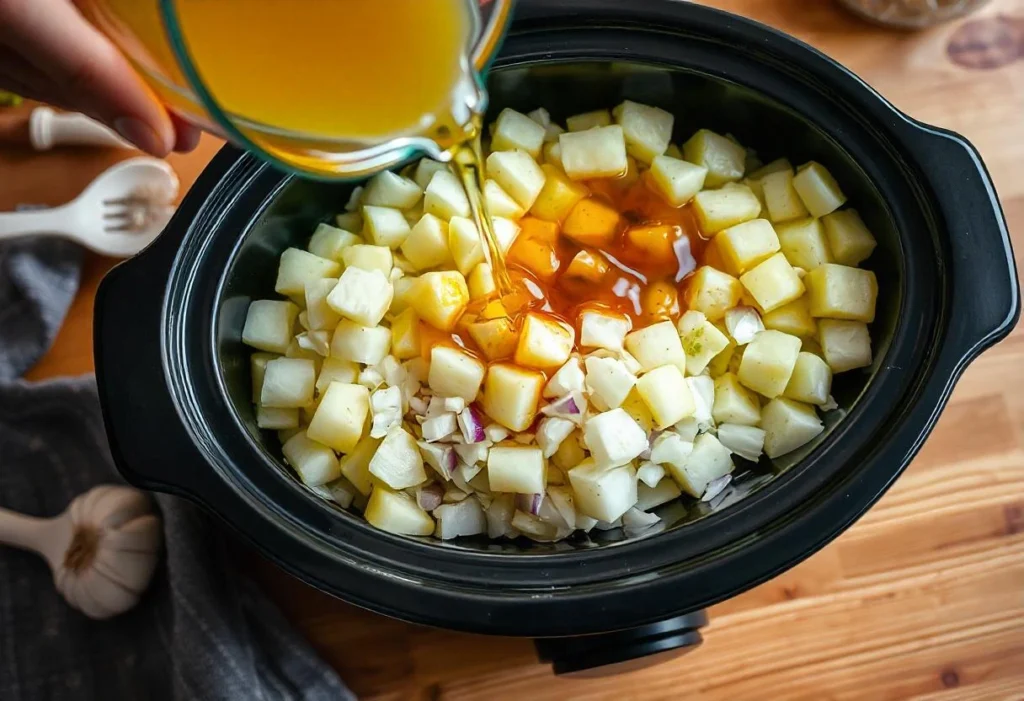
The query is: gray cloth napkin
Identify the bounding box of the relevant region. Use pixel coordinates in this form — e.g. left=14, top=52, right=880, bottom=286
left=0, top=240, right=354, bottom=701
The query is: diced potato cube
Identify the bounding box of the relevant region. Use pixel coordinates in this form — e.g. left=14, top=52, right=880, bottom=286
left=486, top=149, right=547, bottom=210
left=413, top=159, right=449, bottom=190
left=483, top=179, right=526, bottom=219
left=369, top=426, right=427, bottom=490
left=465, top=263, right=495, bottom=300
left=706, top=336, right=737, bottom=378
left=712, top=373, right=762, bottom=425
left=423, top=170, right=471, bottom=220
left=326, top=267, right=393, bottom=327
left=390, top=308, right=420, bottom=360
left=760, top=169, right=809, bottom=223
left=364, top=485, right=435, bottom=536
left=793, top=162, right=846, bottom=217
left=613, top=100, right=674, bottom=164
left=784, top=352, right=832, bottom=405
left=748, top=158, right=793, bottom=180
left=316, top=357, right=358, bottom=394
left=400, top=214, right=451, bottom=270
left=543, top=141, right=563, bottom=170
left=250, top=352, right=275, bottom=402
left=492, top=216, right=521, bottom=254
left=363, top=170, right=423, bottom=210
left=390, top=276, right=417, bottom=314
left=740, top=253, right=805, bottom=313
left=818, top=319, right=872, bottom=373
left=822, top=209, right=877, bottom=266
left=624, top=320, right=687, bottom=373
left=569, top=461, right=638, bottom=523
left=713, top=219, right=781, bottom=276
left=776, top=217, right=831, bottom=271
left=305, top=382, right=369, bottom=453
left=693, top=184, right=762, bottom=234
left=308, top=223, right=361, bottom=262
left=260, top=357, right=316, bottom=408
left=362, top=205, right=411, bottom=249
left=530, top=164, right=589, bottom=222
left=243, top=300, right=298, bottom=353
left=301, top=278, right=338, bottom=332
left=761, top=397, right=824, bottom=458
left=737, top=329, right=802, bottom=398
left=447, top=216, right=485, bottom=275
left=562, top=198, right=621, bottom=247
left=491, top=108, right=546, bottom=158
left=274, top=248, right=341, bottom=297
left=527, top=107, right=551, bottom=127
left=649, top=155, right=708, bottom=207
left=761, top=296, right=817, bottom=338
left=636, top=477, right=682, bottom=511
left=334, top=212, right=362, bottom=232
left=669, top=433, right=734, bottom=497
left=685, top=266, right=743, bottom=321
left=617, top=387, right=653, bottom=434
left=564, top=249, right=610, bottom=283
left=411, top=271, right=469, bottom=331
left=339, top=435, right=381, bottom=495
left=805, top=264, right=877, bottom=322
left=636, top=365, right=695, bottom=429
left=677, top=310, right=731, bottom=375
left=584, top=356, right=637, bottom=410
left=341, top=244, right=393, bottom=276
left=580, top=309, right=631, bottom=351
left=487, top=446, right=547, bottom=494
left=282, top=432, right=340, bottom=487
left=469, top=317, right=519, bottom=361
left=256, top=405, right=299, bottom=430
left=559, top=125, right=629, bottom=180
left=566, top=109, right=612, bottom=131
left=683, top=129, right=746, bottom=188
left=331, top=321, right=391, bottom=365
left=584, top=408, right=648, bottom=467
left=482, top=364, right=545, bottom=431
left=515, top=314, right=574, bottom=369
left=429, top=345, right=485, bottom=401
left=508, top=237, right=560, bottom=283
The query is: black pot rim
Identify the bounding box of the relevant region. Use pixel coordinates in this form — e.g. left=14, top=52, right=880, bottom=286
left=94, top=0, right=1019, bottom=637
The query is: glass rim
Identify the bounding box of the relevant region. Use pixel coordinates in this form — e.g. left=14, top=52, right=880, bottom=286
left=157, top=0, right=513, bottom=179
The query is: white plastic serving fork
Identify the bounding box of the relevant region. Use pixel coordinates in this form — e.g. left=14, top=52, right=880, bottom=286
left=0, top=158, right=179, bottom=258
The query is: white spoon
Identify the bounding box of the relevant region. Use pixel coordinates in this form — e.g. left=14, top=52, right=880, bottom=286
left=0, top=157, right=179, bottom=258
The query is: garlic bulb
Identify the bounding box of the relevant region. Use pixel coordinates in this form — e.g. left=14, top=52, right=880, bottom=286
left=0, top=485, right=162, bottom=619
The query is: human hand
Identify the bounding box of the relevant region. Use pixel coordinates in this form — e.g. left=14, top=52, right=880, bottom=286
left=0, top=0, right=200, bottom=155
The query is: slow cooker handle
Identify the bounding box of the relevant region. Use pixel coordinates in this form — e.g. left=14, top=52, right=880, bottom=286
left=902, top=124, right=1020, bottom=356
left=534, top=610, right=708, bottom=676
left=94, top=147, right=242, bottom=504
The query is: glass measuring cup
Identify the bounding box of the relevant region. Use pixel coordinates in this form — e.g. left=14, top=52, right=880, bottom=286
left=77, top=0, right=513, bottom=179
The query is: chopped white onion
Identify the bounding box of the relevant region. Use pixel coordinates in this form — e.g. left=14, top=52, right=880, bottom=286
left=443, top=487, right=469, bottom=503
left=486, top=494, right=516, bottom=539
left=444, top=396, right=467, bottom=413
left=636, top=461, right=666, bottom=488
left=454, top=441, right=489, bottom=467
left=717, top=423, right=766, bottom=462
left=674, top=417, right=700, bottom=442
left=594, top=517, right=623, bottom=531
left=701, top=474, right=732, bottom=502
left=484, top=424, right=510, bottom=442
left=543, top=358, right=585, bottom=399
left=357, top=367, right=385, bottom=390
left=822, top=395, right=839, bottom=411
left=421, top=412, right=458, bottom=442
left=435, top=499, right=487, bottom=539
left=296, top=330, right=331, bottom=357
left=408, top=395, right=429, bottom=416
left=686, top=375, right=715, bottom=431
left=546, top=487, right=577, bottom=530
left=370, top=386, right=404, bottom=439
left=536, top=416, right=575, bottom=458
left=417, top=440, right=456, bottom=480
left=511, top=510, right=558, bottom=540
left=725, top=306, right=764, bottom=346
left=649, top=432, right=693, bottom=471
left=622, top=507, right=661, bottom=531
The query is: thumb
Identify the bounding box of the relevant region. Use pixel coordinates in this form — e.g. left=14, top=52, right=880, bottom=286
left=2, top=0, right=175, bottom=155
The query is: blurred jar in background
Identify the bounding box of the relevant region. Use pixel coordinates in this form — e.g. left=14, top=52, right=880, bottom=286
left=838, top=0, right=991, bottom=28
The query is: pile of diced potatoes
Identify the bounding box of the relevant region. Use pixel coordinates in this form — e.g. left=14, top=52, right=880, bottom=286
left=241, top=100, right=878, bottom=543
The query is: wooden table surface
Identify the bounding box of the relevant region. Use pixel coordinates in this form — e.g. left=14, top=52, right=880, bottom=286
left=6, top=0, right=1024, bottom=698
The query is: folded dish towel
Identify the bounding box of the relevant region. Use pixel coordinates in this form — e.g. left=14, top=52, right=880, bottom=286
left=0, top=239, right=353, bottom=701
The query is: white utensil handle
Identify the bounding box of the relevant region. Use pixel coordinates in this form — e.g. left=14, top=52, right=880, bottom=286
left=0, top=506, right=49, bottom=554
left=0, top=207, right=72, bottom=241
left=30, top=107, right=132, bottom=151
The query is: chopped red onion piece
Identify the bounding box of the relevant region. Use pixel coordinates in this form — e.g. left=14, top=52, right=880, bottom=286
left=486, top=495, right=515, bottom=539
left=540, top=391, right=585, bottom=425
left=701, top=474, right=732, bottom=502
left=416, top=483, right=444, bottom=511
left=622, top=507, right=661, bottom=531
left=457, top=406, right=487, bottom=443
left=515, top=492, right=544, bottom=516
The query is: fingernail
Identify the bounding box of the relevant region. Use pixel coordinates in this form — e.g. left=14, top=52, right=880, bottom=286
left=113, top=116, right=166, bottom=156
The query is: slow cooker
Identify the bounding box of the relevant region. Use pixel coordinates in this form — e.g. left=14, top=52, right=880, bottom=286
left=94, top=0, right=1019, bottom=674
